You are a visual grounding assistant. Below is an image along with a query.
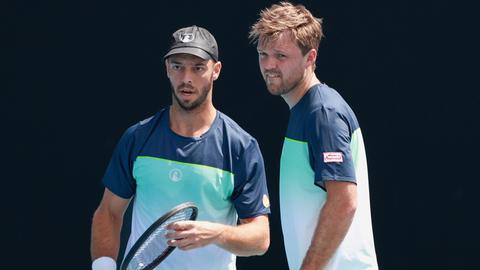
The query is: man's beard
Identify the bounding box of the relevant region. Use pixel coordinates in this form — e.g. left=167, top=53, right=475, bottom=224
left=266, top=82, right=291, bottom=96
left=171, top=81, right=212, bottom=111
left=264, top=72, right=302, bottom=97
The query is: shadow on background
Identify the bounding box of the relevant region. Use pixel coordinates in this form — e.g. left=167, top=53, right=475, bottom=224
left=5, top=0, right=478, bottom=269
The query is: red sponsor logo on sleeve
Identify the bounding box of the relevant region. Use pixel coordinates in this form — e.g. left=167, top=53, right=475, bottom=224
left=323, top=152, right=343, bottom=163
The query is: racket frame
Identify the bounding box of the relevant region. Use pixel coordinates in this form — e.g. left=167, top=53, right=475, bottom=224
left=120, top=202, right=198, bottom=270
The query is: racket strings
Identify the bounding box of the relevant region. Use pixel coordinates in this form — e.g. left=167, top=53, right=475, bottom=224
left=126, top=208, right=194, bottom=270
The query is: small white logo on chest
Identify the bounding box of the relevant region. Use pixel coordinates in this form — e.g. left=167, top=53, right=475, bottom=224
left=169, top=168, right=183, bottom=182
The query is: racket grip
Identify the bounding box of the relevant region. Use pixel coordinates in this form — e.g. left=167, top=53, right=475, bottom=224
left=92, top=257, right=116, bottom=270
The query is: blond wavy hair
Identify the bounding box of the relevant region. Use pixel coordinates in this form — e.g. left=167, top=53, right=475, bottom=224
left=249, top=1, right=324, bottom=56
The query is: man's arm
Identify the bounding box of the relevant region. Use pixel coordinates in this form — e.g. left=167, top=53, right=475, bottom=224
left=166, top=215, right=270, bottom=256
left=300, top=181, right=357, bottom=270
left=91, top=188, right=131, bottom=262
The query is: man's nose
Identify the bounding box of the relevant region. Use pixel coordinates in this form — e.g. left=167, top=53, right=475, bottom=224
left=261, top=56, right=277, bottom=70
left=181, top=68, right=194, bottom=84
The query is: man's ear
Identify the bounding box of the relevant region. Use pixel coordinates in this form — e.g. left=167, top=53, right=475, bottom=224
left=165, top=59, right=170, bottom=78
left=305, top=49, right=317, bottom=68
left=212, top=61, right=222, bottom=81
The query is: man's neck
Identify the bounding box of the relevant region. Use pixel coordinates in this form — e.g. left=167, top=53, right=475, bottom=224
left=169, top=103, right=217, bottom=138
left=282, top=71, right=320, bottom=109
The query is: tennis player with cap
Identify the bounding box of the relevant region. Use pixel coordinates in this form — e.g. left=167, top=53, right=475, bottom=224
left=90, top=25, right=270, bottom=270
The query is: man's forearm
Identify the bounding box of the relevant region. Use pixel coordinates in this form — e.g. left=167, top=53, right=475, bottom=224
left=216, top=215, right=270, bottom=256
left=167, top=215, right=270, bottom=256
left=301, top=183, right=357, bottom=270
left=90, top=208, right=123, bottom=261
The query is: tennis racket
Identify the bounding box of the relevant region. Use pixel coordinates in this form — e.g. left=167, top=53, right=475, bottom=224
left=120, top=202, right=198, bottom=270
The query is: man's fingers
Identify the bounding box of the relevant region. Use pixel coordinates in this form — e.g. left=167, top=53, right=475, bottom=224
left=166, top=221, right=193, bottom=230
left=168, top=238, right=200, bottom=250
left=165, top=229, right=191, bottom=240
left=167, top=237, right=191, bottom=247
left=178, top=243, right=198, bottom=251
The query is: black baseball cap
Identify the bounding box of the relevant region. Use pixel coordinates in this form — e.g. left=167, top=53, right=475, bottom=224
left=164, top=25, right=219, bottom=61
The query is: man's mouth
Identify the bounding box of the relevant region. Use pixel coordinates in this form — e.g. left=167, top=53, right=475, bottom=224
left=179, top=88, right=195, bottom=95
left=265, top=72, right=280, bottom=79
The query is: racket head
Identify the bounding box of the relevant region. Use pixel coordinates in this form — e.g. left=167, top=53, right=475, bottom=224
left=120, top=202, right=198, bottom=270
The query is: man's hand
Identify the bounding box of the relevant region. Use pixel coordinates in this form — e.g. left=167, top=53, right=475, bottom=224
left=165, top=221, right=226, bottom=250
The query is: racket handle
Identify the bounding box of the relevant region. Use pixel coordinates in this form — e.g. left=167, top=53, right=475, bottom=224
left=92, top=257, right=116, bottom=270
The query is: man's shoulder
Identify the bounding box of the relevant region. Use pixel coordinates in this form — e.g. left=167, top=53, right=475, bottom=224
left=123, top=109, right=166, bottom=139
left=217, top=111, right=257, bottom=145
left=307, top=84, right=360, bottom=130
left=308, top=84, right=355, bottom=116
left=310, top=84, right=348, bottom=108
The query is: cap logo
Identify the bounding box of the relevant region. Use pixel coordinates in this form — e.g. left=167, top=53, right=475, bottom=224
left=179, top=33, right=194, bottom=43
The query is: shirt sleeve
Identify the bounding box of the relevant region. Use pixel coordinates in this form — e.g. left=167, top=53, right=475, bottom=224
left=102, top=124, right=138, bottom=199
left=307, top=107, right=356, bottom=188
left=231, top=139, right=271, bottom=219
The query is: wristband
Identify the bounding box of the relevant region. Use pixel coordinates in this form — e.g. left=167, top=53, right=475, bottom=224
left=92, top=256, right=117, bottom=270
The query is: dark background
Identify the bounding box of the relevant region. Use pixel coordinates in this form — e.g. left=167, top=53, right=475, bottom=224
left=5, top=0, right=479, bottom=269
